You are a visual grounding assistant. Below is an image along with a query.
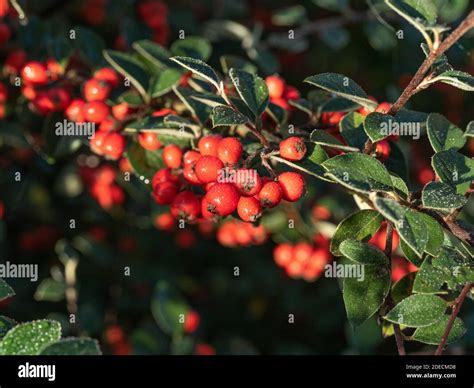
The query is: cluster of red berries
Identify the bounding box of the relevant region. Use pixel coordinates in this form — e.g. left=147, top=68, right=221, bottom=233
left=80, top=164, right=125, bottom=210
left=216, top=219, right=268, bottom=247
left=136, top=0, right=170, bottom=46
left=150, top=134, right=306, bottom=224
left=273, top=235, right=332, bottom=281
left=265, top=75, right=300, bottom=110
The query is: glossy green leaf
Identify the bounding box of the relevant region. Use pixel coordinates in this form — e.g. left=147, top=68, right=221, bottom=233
left=310, top=130, right=359, bottom=152
left=384, top=294, right=446, bottom=327
left=149, top=68, right=182, bottom=98
left=171, top=36, right=212, bottom=61
left=427, top=113, right=465, bottom=152
left=212, top=105, right=249, bottom=127
left=0, top=279, right=14, bottom=302
left=340, top=239, right=388, bottom=265
left=422, top=181, right=468, bottom=210
left=339, top=112, right=368, bottom=150
left=432, top=149, right=474, bottom=195
left=170, top=57, right=220, bottom=90
left=412, top=316, right=465, bottom=345
left=40, top=338, right=101, bottom=355
left=229, top=68, right=269, bottom=117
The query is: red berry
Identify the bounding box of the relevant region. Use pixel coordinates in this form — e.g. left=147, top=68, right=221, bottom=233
left=4, top=49, right=26, bottom=74
left=0, top=82, right=6, bottom=103
left=162, top=144, right=183, bottom=169
left=183, top=163, right=201, bottom=185
left=198, top=135, right=221, bottom=157
left=202, top=183, right=240, bottom=217
left=138, top=132, right=162, bottom=151
left=153, top=181, right=178, bottom=205
left=152, top=108, right=176, bottom=117
left=273, top=243, right=293, bottom=267
left=293, top=242, right=312, bottom=264
left=375, top=140, right=391, bottom=161
left=94, top=67, right=120, bottom=88
left=170, top=191, right=201, bottom=222
left=376, top=102, right=392, bottom=113
left=278, top=172, right=305, bottom=202
left=0, top=22, right=11, bottom=46
left=217, top=137, right=243, bottom=166
left=83, top=78, right=111, bottom=102
left=90, top=130, right=108, bottom=155
left=265, top=75, right=285, bottom=99
left=154, top=213, right=175, bottom=231
left=194, top=156, right=224, bottom=183
left=258, top=181, right=282, bottom=208
left=279, top=137, right=307, bottom=161
left=46, top=59, right=63, bottom=79
left=283, top=85, right=300, bottom=101
left=21, top=61, right=48, bottom=85
left=152, top=168, right=180, bottom=189
left=183, top=150, right=201, bottom=165
left=234, top=169, right=262, bottom=196
left=102, top=133, right=125, bottom=160
left=65, top=99, right=86, bottom=122
left=112, top=102, right=131, bottom=120
left=184, top=310, right=200, bottom=334
left=237, top=196, right=262, bottom=222
left=84, top=101, right=110, bottom=123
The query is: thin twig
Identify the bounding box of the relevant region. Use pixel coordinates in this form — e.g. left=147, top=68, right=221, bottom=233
left=388, top=11, right=474, bottom=115
left=435, top=283, right=473, bottom=355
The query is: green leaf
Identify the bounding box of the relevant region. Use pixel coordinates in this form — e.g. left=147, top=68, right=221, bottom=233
left=170, top=56, right=220, bottom=90
left=422, top=181, right=468, bottom=210
left=343, top=264, right=391, bottom=328
left=384, top=294, right=446, bottom=327
left=427, top=113, right=466, bottom=152
left=412, top=316, right=465, bottom=345
left=272, top=5, right=307, bottom=26
left=391, top=174, right=409, bottom=199
left=271, top=143, right=329, bottom=181
left=132, top=39, right=174, bottom=69
left=331, top=210, right=384, bottom=256
left=364, top=112, right=394, bottom=142
left=310, top=130, right=359, bottom=152
left=413, top=256, right=447, bottom=294
left=432, top=149, right=474, bottom=195
left=427, top=70, right=474, bottom=91
left=0, top=316, right=17, bottom=340
left=0, top=320, right=61, bottom=355
left=288, top=98, right=313, bottom=116
left=149, top=68, right=182, bottom=98
left=34, top=278, right=65, bottom=302
left=304, top=73, right=378, bottom=110
left=118, top=91, right=143, bottom=107
left=373, top=197, right=428, bottom=257
left=173, top=86, right=212, bottom=124
left=418, top=213, right=443, bottom=257
left=340, top=240, right=388, bottom=265
left=322, top=153, right=393, bottom=194
left=151, top=281, right=189, bottom=335
left=40, top=338, right=101, bottom=355
left=432, top=247, right=474, bottom=287
left=229, top=68, right=269, bottom=118
left=339, top=112, right=368, bottom=150
left=392, top=272, right=416, bottom=304
left=266, top=102, right=288, bottom=125
left=0, top=279, right=14, bottom=302
left=387, top=0, right=437, bottom=23
left=74, top=27, right=105, bottom=65
left=212, top=105, right=249, bottom=127
left=220, top=55, right=257, bottom=74
left=103, top=50, right=150, bottom=102
left=171, top=37, right=212, bottom=61
left=126, top=141, right=165, bottom=181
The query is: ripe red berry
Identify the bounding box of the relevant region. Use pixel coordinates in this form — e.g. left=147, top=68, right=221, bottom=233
left=153, top=181, right=178, bottom=205
left=0, top=82, right=7, bottom=103
left=202, top=183, right=240, bottom=217
left=65, top=99, right=86, bottom=122
left=0, top=22, right=11, bottom=46
left=138, top=132, right=162, bottom=151
left=375, top=140, right=391, bottom=161
left=154, top=212, right=175, bottom=231
left=152, top=168, right=180, bottom=189
left=183, top=163, right=201, bottom=185
left=94, top=67, right=120, bottom=88
left=90, top=130, right=108, bottom=155
left=162, top=144, right=183, bottom=169
left=265, top=75, right=285, bottom=99
left=184, top=310, right=200, bottom=334
left=258, top=181, right=283, bottom=208
left=293, top=242, right=313, bottom=264
left=170, top=191, right=201, bottom=222
left=83, top=78, right=111, bottom=102
left=237, top=196, right=262, bottom=222
left=46, top=59, right=63, bottom=79
left=152, top=108, right=176, bottom=117
left=112, top=102, right=132, bottom=121
left=234, top=169, right=262, bottom=196
left=279, top=137, right=307, bottom=161
left=84, top=101, right=110, bottom=123
left=102, top=133, right=125, bottom=160
left=194, top=156, right=224, bottom=184
left=183, top=150, right=201, bottom=165
left=376, top=102, right=392, bottom=113
left=273, top=243, right=294, bottom=267
left=4, top=49, right=26, bottom=74
left=217, top=137, right=243, bottom=166
left=198, top=135, right=221, bottom=157
left=21, top=61, right=48, bottom=85
left=278, top=172, right=305, bottom=202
